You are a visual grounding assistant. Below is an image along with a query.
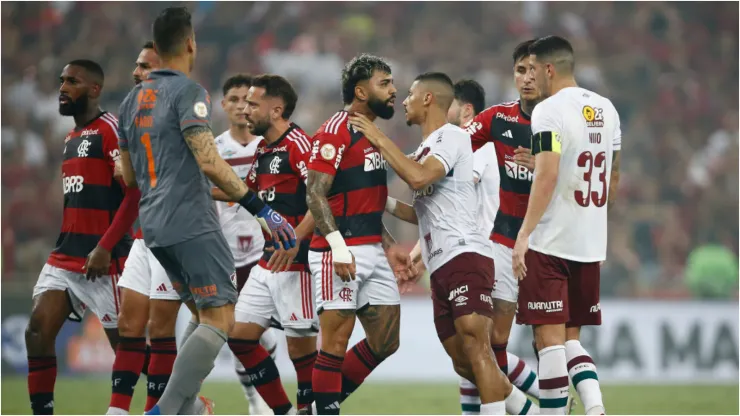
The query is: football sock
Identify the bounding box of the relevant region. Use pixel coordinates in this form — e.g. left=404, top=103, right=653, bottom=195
left=108, top=337, right=146, bottom=414
left=229, top=338, right=293, bottom=415
left=479, top=401, right=506, bottom=415
left=292, top=351, right=317, bottom=410
left=312, top=350, right=343, bottom=415
left=566, top=340, right=605, bottom=415
left=340, top=339, right=384, bottom=402
left=538, top=345, right=570, bottom=415
left=507, top=352, right=540, bottom=398
left=28, top=356, right=57, bottom=415
left=145, top=337, right=177, bottom=412
left=491, top=343, right=508, bottom=374
left=459, top=377, right=481, bottom=415
left=505, top=385, right=538, bottom=415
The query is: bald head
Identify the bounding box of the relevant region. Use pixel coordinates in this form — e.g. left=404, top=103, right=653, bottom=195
left=413, top=72, right=455, bottom=111
left=529, top=36, right=575, bottom=75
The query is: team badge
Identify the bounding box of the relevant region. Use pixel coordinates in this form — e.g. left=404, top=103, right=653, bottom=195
left=320, top=144, right=336, bottom=161
left=193, top=102, right=208, bottom=118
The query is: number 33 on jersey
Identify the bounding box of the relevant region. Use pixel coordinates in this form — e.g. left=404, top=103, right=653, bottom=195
left=528, top=87, right=621, bottom=263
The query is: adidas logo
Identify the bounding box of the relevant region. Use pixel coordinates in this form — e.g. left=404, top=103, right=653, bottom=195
left=325, top=402, right=340, bottom=410
left=156, top=283, right=167, bottom=292
left=502, top=130, right=513, bottom=139
left=44, top=401, right=54, bottom=409
left=290, top=313, right=298, bottom=321
left=101, top=314, right=112, bottom=322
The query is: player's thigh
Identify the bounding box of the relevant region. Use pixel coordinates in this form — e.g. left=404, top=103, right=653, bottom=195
left=148, top=247, right=182, bottom=302
left=566, top=261, right=601, bottom=328
left=359, top=243, right=401, bottom=308
left=309, top=250, right=361, bottom=313
left=492, top=243, right=518, bottom=303
left=516, top=249, right=570, bottom=327
left=271, top=269, right=319, bottom=335
left=64, top=270, right=121, bottom=330
left=118, top=287, right=150, bottom=337
left=434, top=252, right=495, bottom=328
left=27, top=266, right=74, bottom=353
left=117, top=239, right=152, bottom=299
left=148, top=246, right=193, bottom=304
left=234, top=265, right=278, bottom=331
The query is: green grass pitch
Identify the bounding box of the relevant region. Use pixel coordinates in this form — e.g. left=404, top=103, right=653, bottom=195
left=2, top=377, right=738, bottom=414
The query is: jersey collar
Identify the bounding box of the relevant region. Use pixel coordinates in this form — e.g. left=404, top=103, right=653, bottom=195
left=518, top=100, right=531, bottom=121
left=266, top=123, right=296, bottom=148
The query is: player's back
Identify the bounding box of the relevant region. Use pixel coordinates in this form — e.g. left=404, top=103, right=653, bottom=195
left=412, top=123, right=492, bottom=274
left=118, top=69, right=219, bottom=248
left=529, top=87, right=621, bottom=262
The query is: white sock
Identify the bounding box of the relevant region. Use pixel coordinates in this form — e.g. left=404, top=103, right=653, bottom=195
left=538, top=345, right=570, bottom=415
left=507, top=352, right=540, bottom=398
left=459, top=377, right=481, bottom=415
left=505, top=385, right=538, bottom=415
left=105, top=407, right=128, bottom=415
left=479, top=401, right=506, bottom=415
left=565, top=340, right=605, bottom=415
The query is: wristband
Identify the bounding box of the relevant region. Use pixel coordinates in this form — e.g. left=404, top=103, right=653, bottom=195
left=326, top=230, right=352, bottom=263
left=238, top=191, right=266, bottom=216
left=385, top=197, right=398, bottom=213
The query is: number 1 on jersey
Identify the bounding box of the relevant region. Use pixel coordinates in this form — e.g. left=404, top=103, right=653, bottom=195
left=141, top=132, right=157, bottom=188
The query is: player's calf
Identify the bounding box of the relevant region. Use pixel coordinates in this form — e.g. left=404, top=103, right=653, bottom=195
left=565, top=329, right=604, bottom=415
left=143, top=299, right=180, bottom=412
left=287, top=335, right=318, bottom=411
left=313, top=309, right=356, bottom=415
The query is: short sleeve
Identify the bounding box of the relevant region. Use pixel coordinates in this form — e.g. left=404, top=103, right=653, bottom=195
left=612, top=107, right=622, bottom=151
left=100, top=113, right=121, bottom=170
left=531, top=100, right=564, bottom=155
left=431, top=128, right=467, bottom=174
left=308, top=131, right=347, bottom=176
left=177, top=82, right=212, bottom=133
left=464, top=109, right=493, bottom=152
left=117, top=102, right=129, bottom=150
left=473, top=142, right=496, bottom=181
left=246, top=154, right=258, bottom=190
left=289, top=138, right=312, bottom=184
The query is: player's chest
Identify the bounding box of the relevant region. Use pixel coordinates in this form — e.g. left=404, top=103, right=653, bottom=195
left=222, top=147, right=256, bottom=179
left=490, top=118, right=532, bottom=150
left=253, top=149, right=297, bottom=188
left=63, top=131, right=106, bottom=161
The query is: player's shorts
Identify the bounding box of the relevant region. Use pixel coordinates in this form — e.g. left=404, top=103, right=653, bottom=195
left=430, top=252, right=495, bottom=342
left=516, top=249, right=601, bottom=327
left=309, top=243, right=401, bottom=312
left=235, top=261, right=258, bottom=293
left=33, top=263, right=120, bottom=329
left=149, top=231, right=238, bottom=310
left=235, top=265, right=318, bottom=337
left=118, top=239, right=180, bottom=301
left=492, top=243, right=518, bottom=303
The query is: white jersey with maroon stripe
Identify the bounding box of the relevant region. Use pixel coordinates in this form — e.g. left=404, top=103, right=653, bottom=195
left=214, top=130, right=265, bottom=267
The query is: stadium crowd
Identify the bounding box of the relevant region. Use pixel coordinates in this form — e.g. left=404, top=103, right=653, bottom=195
left=2, top=1, right=737, bottom=298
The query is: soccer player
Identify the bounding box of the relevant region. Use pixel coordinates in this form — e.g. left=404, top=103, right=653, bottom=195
left=116, top=7, right=296, bottom=415
left=218, top=74, right=318, bottom=415
left=305, top=53, right=412, bottom=415
left=512, top=35, right=620, bottom=415
left=109, top=40, right=188, bottom=416
left=350, top=71, right=535, bottom=415
left=213, top=73, right=276, bottom=415
left=26, top=59, right=140, bottom=415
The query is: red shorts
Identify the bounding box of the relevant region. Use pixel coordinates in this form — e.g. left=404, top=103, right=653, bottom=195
left=236, top=261, right=258, bottom=293
left=516, top=249, right=601, bottom=327
left=430, top=252, right=495, bottom=342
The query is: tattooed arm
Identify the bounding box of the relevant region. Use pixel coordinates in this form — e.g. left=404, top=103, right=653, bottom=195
left=305, top=170, right=339, bottom=236
left=608, top=150, right=620, bottom=212
left=183, top=126, right=251, bottom=200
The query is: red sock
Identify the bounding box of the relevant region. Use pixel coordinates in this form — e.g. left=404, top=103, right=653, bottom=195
left=229, top=339, right=293, bottom=415
left=340, top=339, right=382, bottom=402
left=492, top=343, right=508, bottom=374
left=28, top=356, right=56, bottom=415
left=109, top=337, right=147, bottom=412
left=313, top=350, right=343, bottom=415
left=291, top=351, right=317, bottom=409
left=145, top=337, right=177, bottom=412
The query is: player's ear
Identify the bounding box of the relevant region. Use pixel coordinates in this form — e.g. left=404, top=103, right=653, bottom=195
left=272, top=104, right=284, bottom=121
left=354, top=83, right=368, bottom=102
left=89, top=83, right=102, bottom=99
left=423, top=92, right=433, bottom=107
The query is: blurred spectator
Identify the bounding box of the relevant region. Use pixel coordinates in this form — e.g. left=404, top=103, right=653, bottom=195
left=1, top=2, right=737, bottom=299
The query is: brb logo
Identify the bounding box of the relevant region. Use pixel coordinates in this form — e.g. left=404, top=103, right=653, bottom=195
left=63, top=175, right=84, bottom=194
left=364, top=151, right=387, bottom=171
left=339, top=287, right=353, bottom=302
left=504, top=159, right=533, bottom=182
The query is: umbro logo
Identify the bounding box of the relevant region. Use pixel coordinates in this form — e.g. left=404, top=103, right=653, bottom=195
left=156, top=283, right=167, bottom=292
left=502, top=130, right=513, bottom=139
left=101, top=314, right=112, bottom=322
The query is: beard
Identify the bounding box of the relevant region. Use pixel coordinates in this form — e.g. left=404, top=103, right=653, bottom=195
left=248, top=118, right=270, bottom=136
left=449, top=108, right=462, bottom=127
left=368, top=96, right=395, bottom=120
left=59, top=94, right=88, bottom=116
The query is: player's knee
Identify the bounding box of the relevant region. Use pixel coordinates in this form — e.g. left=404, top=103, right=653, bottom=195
left=321, top=330, right=352, bottom=356
left=147, top=301, right=179, bottom=338
left=117, top=309, right=148, bottom=338
left=534, top=324, right=566, bottom=350
left=25, top=316, right=51, bottom=355
left=367, top=333, right=399, bottom=360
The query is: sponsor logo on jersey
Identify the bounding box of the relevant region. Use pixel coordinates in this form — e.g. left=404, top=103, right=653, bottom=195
left=108, top=149, right=120, bottom=162
left=464, top=121, right=482, bottom=135
left=412, top=184, right=435, bottom=201
left=454, top=295, right=468, bottom=307
left=193, top=101, right=208, bottom=118
left=320, top=143, right=336, bottom=161
left=527, top=300, right=564, bottom=313
left=80, top=129, right=99, bottom=137
left=582, top=105, right=604, bottom=127
left=480, top=293, right=493, bottom=307
left=364, top=151, right=387, bottom=171
left=496, top=112, right=519, bottom=123
left=448, top=285, right=469, bottom=301
left=504, top=160, right=534, bottom=181
left=590, top=303, right=601, bottom=313
left=338, top=287, right=353, bottom=302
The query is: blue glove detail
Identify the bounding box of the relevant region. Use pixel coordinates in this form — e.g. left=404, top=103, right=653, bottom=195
left=256, top=206, right=297, bottom=249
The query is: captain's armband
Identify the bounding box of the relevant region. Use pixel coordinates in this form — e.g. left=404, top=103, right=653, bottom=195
left=531, top=131, right=561, bottom=155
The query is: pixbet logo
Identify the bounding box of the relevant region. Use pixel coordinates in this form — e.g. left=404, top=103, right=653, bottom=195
left=496, top=112, right=519, bottom=123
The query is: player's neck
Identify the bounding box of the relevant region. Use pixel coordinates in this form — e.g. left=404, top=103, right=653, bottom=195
left=161, top=57, right=191, bottom=76
left=550, top=76, right=578, bottom=96
left=519, top=100, right=536, bottom=117
left=263, top=119, right=291, bottom=145
left=420, top=109, right=448, bottom=140
left=74, top=106, right=102, bottom=128
left=345, top=102, right=376, bottom=121
left=229, top=125, right=257, bottom=146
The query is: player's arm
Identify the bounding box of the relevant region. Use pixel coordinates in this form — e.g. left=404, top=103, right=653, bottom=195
left=608, top=150, right=620, bottom=211
left=376, top=136, right=446, bottom=191
left=385, top=197, right=418, bottom=224
left=472, top=142, right=495, bottom=184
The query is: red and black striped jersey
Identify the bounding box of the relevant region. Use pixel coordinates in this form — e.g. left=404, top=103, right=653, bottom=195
left=466, top=100, right=533, bottom=248
left=307, top=110, right=388, bottom=250
left=48, top=112, right=134, bottom=274
left=247, top=124, right=312, bottom=271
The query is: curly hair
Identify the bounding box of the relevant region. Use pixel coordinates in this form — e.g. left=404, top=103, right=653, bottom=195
left=341, top=53, right=392, bottom=105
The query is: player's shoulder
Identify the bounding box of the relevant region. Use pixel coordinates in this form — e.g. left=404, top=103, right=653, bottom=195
left=94, top=112, right=119, bottom=138
left=214, top=130, right=231, bottom=148
left=285, top=124, right=313, bottom=154
left=315, top=110, right=349, bottom=137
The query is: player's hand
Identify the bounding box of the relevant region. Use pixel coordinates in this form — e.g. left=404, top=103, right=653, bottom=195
left=256, top=206, right=296, bottom=250
left=267, top=242, right=300, bottom=273
left=386, top=244, right=417, bottom=282
left=347, top=113, right=387, bottom=147
left=514, top=146, right=535, bottom=171
left=333, top=252, right=357, bottom=282
left=397, top=257, right=425, bottom=294
left=83, top=245, right=111, bottom=281
left=512, top=232, right=529, bottom=280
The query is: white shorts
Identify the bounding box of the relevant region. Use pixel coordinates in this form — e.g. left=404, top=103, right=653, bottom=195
left=235, top=264, right=318, bottom=338
left=118, top=239, right=180, bottom=301
left=492, top=243, right=518, bottom=303
left=33, top=263, right=120, bottom=329
left=309, top=243, right=401, bottom=312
